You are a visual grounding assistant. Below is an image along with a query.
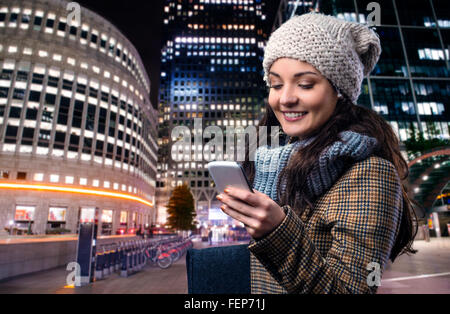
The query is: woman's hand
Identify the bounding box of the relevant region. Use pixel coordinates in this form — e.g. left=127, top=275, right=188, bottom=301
left=216, top=187, right=286, bottom=239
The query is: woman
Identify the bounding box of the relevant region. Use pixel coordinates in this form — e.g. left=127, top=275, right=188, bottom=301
left=215, top=13, right=418, bottom=294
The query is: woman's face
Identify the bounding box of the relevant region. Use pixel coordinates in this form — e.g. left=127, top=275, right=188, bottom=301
left=268, top=58, right=339, bottom=139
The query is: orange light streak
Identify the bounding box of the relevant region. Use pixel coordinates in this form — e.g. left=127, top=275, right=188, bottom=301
left=0, top=182, right=153, bottom=207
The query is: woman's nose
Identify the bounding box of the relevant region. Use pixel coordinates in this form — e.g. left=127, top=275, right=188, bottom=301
left=279, top=87, right=298, bottom=106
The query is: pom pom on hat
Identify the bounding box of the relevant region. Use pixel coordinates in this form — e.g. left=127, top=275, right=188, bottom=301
left=263, top=13, right=382, bottom=103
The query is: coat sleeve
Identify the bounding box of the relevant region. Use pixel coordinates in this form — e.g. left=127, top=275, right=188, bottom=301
left=248, top=157, right=403, bottom=294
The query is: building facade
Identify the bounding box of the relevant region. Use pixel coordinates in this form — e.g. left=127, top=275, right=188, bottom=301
left=273, top=0, right=449, bottom=143
left=0, top=0, right=158, bottom=235
left=156, top=0, right=269, bottom=225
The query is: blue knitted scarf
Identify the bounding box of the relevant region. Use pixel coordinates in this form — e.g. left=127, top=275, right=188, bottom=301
left=253, top=131, right=378, bottom=202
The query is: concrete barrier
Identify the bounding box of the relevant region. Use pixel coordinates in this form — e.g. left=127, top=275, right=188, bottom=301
left=0, top=234, right=140, bottom=281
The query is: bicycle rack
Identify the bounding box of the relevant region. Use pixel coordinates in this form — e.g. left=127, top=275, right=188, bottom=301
left=93, top=235, right=194, bottom=280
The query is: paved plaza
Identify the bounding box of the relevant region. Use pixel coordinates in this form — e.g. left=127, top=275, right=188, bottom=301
left=0, top=238, right=448, bottom=294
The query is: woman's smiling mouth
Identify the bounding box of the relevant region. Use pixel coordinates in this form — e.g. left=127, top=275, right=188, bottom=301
left=282, top=111, right=308, bottom=121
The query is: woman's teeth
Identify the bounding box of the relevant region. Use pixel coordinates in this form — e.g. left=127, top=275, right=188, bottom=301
left=284, top=112, right=307, bottom=118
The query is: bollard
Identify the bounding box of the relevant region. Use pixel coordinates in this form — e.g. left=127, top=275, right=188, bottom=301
left=109, top=244, right=116, bottom=274
left=128, top=242, right=134, bottom=275
left=95, top=251, right=104, bottom=280
left=139, top=241, right=144, bottom=270
left=102, top=246, right=110, bottom=277
left=120, top=242, right=128, bottom=277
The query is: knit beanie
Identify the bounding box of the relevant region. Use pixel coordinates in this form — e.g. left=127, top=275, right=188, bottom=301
left=263, top=13, right=381, bottom=104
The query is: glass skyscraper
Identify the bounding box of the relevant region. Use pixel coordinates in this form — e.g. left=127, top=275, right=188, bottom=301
left=156, top=0, right=269, bottom=225
left=274, top=0, right=449, bottom=143
left=273, top=0, right=450, bottom=231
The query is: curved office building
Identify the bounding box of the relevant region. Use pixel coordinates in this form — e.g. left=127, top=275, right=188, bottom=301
left=0, top=0, right=158, bottom=235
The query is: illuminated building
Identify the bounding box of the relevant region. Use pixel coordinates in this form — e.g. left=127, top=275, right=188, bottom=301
left=274, top=0, right=449, bottom=142
left=156, top=0, right=269, bottom=225
left=0, top=0, right=158, bottom=235
left=275, top=0, right=450, bottom=231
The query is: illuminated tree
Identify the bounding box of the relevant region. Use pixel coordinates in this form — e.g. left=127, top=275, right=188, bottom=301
left=166, top=184, right=197, bottom=232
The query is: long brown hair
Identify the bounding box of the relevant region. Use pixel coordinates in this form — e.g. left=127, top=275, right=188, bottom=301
left=242, top=96, right=419, bottom=262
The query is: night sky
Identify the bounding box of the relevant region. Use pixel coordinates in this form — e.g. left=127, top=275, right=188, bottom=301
left=76, top=0, right=281, bottom=109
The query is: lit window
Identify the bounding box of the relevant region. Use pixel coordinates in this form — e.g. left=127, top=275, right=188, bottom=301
left=67, top=57, right=75, bottom=66
left=93, top=179, right=99, bottom=187
left=34, top=173, right=44, bottom=181
left=8, top=46, right=17, bottom=53
left=104, top=181, right=110, bottom=188
left=65, top=176, right=74, bottom=184
left=113, top=182, right=119, bottom=190
left=80, top=177, right=87, bottom=185
left=50, top=174, right=59, bottom=182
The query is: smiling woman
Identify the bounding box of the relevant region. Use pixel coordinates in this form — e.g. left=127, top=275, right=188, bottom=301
left=267, top=58, right=339, bottom=139
left=214, top=12, right=420, bottom=294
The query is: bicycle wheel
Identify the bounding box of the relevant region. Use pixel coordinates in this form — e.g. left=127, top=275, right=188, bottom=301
left=170, top=249, right=180, bottom=262
left=157, top=255, right=173, bottom=269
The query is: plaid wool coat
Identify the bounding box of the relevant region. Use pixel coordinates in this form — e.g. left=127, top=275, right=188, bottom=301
left=248, top=155, right=403, bottom=294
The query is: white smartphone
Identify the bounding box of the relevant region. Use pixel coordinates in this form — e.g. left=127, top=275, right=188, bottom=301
left=207, top=161, right=253, bottom=194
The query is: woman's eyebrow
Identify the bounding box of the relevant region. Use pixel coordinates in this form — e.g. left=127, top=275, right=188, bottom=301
left=294, top=71, right=319, bottom=77
left=269, top=71, right=319, bottom=78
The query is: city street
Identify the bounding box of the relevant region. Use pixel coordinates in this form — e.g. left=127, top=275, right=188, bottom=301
left=0, top=238, right=448, bottom=294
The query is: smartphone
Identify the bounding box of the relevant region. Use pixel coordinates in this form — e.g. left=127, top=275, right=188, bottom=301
left=207, top=161, right=253, bottom=194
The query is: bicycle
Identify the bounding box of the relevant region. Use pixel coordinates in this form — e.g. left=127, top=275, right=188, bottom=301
left=145, top=242, right=173, bottom=269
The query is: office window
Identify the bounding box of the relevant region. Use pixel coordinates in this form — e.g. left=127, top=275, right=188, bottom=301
left=95, top=140, right=104, bottom=157
left=25, top=105, right=38, bottom=120
left=57, top=96, right=71, bottom=125
left=33, top=12, right=43, bottom=30
left=54, top=131, right=66, bottom=149
left=47, top=76, right=59, bottom=87
left=396, top=0, right=435, bottom=27
left=29, top=90, right=41, bottom=102
left=34, top=173, right=44, bottom=181
left=12, top=88, right=25, bottom=100
left=72, top=100, right=84, bottom=128
left=69, top=134, right=79, bottom=152
left=5, top=125, right=18, bottom=143
left=32, top=73, right=44, bottom=84
left=403, top=28, right=448, bottom=77
left=50, top=174, right=59, bottom=182
left=38, top=129, right=51, bottom=147
left=21, top=127, right=34, bottom=145
left=82, top=137, right=92, bottom=154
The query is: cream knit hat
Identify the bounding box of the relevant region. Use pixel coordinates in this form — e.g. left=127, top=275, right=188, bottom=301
left=263, top=13, right=381, bottom=103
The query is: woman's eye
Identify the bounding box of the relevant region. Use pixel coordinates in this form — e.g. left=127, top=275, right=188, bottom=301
left=299, top=84, right=314, bottom=89
left=270, top=84, right=283, bottom=90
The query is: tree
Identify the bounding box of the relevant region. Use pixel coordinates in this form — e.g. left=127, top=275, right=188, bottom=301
left=166, top=184, right=197, bottom=232
left=404, top=122, right=449, bottom=160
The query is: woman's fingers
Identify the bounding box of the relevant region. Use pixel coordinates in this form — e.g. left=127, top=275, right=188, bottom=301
left=220, top=204, right=258, bottom=230
left=217, top=193, right=254, bottom=217
left=224, top=186, right=260, bottom=206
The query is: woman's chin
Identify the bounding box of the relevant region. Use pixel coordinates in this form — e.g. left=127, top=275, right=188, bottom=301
left=282, top=127, right=306, bottom=139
